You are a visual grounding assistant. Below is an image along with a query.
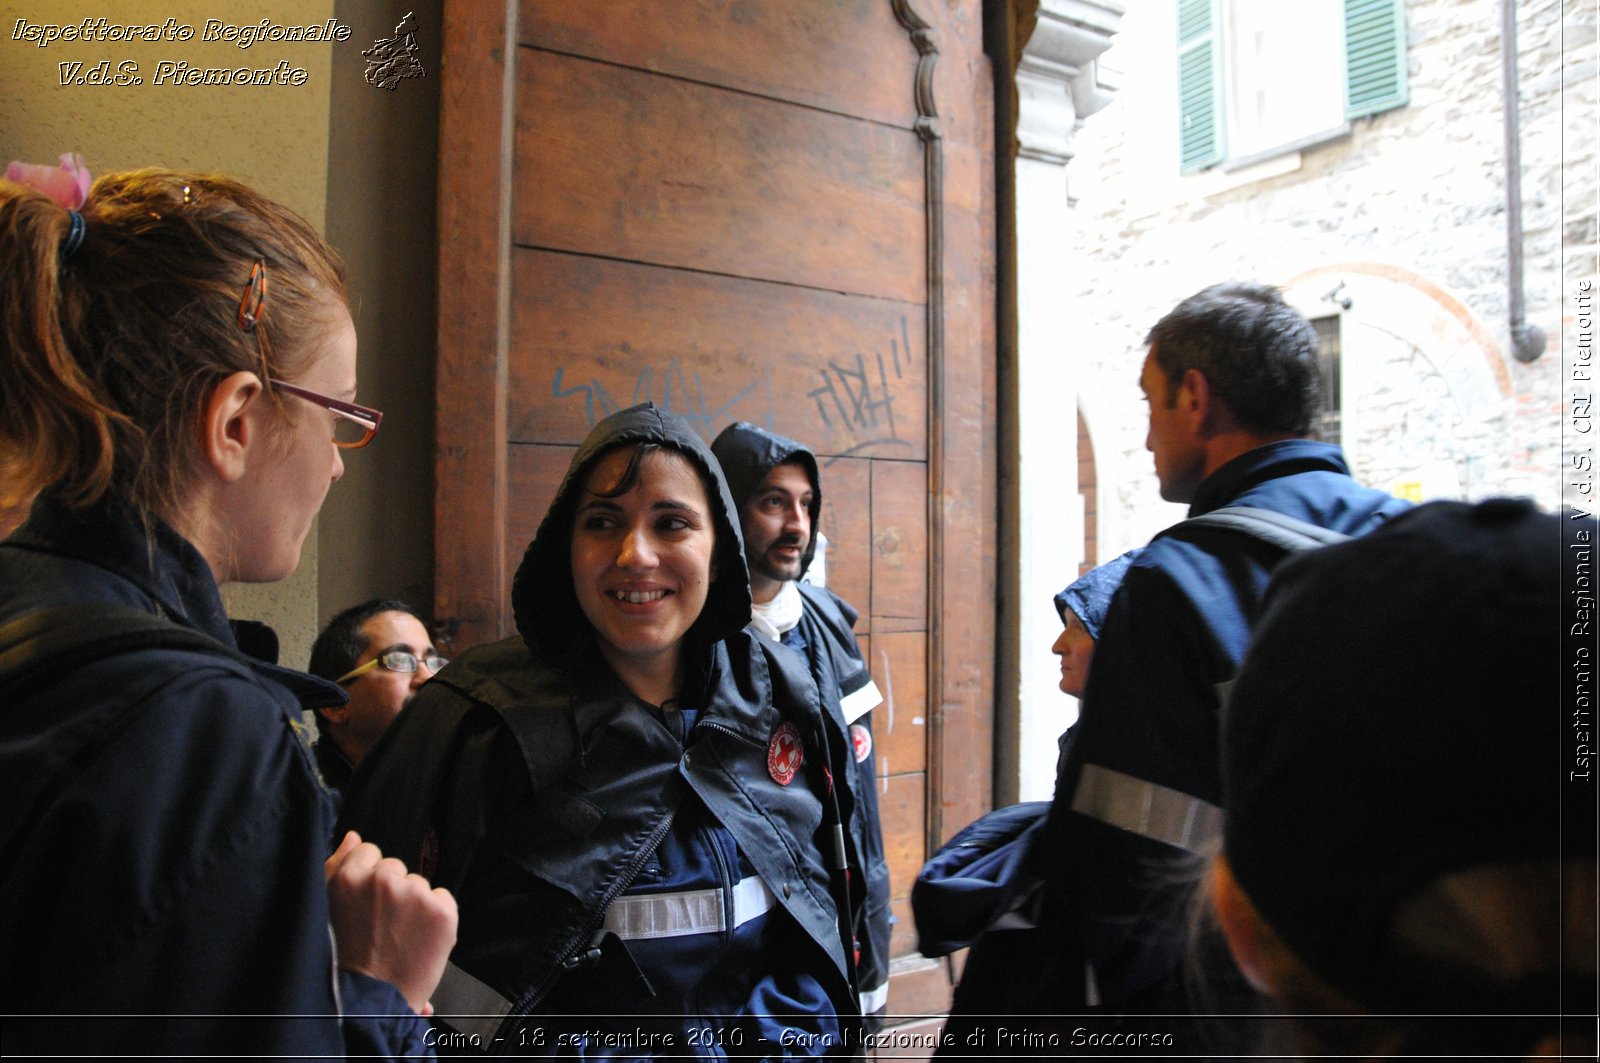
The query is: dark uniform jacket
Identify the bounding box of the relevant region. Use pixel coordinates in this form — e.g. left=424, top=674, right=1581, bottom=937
left=314, top=734, right=356, bottom=794
left=341, top=404, right=862, bottom=1057
left=711, top=421, right=893, bottom=1021
left=0, top=495, right=429, bottom=1059
left=943, top=441, right=1408, bottom=1048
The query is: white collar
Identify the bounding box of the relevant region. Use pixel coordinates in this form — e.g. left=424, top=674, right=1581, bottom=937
left=749, top=579, right=803, bottom=641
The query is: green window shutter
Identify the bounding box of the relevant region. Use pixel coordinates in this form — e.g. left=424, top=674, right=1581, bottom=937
left=1344, top=0, right=1408, bottom=118
left=1177, top=0, right=1224, bottom=172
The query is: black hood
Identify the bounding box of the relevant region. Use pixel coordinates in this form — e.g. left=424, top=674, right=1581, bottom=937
left=512, top=403, right=752, bottom=673
left=709, top=421, right=822, bottom=579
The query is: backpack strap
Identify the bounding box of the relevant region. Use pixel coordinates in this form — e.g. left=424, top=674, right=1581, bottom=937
left=0, top=604, right=249, bottom=700
left=1165, top=505, right=1350, bottom=554
left=1158, top=507, right=1351, bottom=711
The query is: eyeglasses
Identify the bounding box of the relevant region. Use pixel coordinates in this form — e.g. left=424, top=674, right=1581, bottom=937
left=336, top=649, right=448, bottom=685
left=271, top=381, right=384, bottom=449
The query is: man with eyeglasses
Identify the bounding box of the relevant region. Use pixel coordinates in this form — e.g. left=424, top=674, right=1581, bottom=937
left=307, top=599, right=446, bottom=793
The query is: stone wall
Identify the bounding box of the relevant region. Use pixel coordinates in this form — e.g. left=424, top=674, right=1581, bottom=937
left=1063, top=0, right=1579, bottom=556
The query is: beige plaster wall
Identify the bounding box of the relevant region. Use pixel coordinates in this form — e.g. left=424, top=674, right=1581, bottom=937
left=0, top=0, right=336, bottom=665
left=318, top=1, right=441, bottom=651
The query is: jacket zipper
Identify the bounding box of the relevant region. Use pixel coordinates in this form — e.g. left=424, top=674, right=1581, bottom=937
left=698, top=719, right=764, bottom=750
left=678, top=719, right=747, bottom=951
left=495, top=807, right=678, bottom=1050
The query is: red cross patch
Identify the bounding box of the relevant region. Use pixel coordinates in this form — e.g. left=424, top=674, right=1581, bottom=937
left=767, top=721, right=804, bottom=785
left=850, top=723, right=873, bottom=764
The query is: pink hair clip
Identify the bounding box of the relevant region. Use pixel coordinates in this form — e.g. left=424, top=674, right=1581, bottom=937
left=5, top=152, right=91, bottom=210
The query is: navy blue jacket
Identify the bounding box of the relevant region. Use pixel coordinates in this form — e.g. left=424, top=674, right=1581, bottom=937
left=787, top=583, right=891, bottom=1016
left=0, top=495, right=430, bottom=1058
left=1044, top=441, right=1409, bottom=1007
left=314, top=734, right=357, bottom=794
left=340, top=405, right=861, bottom=1057
left=341, top=632, right=859, bottom=1057
left=712, top=421, right=893, bottom=1022
left=942, top=441, right=1407, bottom=1041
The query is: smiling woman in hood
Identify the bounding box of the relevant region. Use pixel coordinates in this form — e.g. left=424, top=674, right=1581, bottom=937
left=340, top=403, right=865, bottom=1057
left=512, top=403, right=753, bottom=703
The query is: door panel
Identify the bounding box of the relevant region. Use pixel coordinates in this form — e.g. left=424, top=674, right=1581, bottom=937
left=514, top=51, right=927, bottom=302
left=873, top=630, right=929, bottom=773
left=870, top=459, right=930, bottom=620
left=879, top=771, right=929, bottom=926
left=519, top=0, right=921, bottom=126
left=816, top=455, right=872, bottom=619
left=508, top=250, right=928, bottom=458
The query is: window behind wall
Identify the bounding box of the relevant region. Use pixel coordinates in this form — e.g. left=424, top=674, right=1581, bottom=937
left=1311, top=315, right=1343, bottom=445
left=1178, top=0, right=1408, bottom=172
left=1223, top=0, right=1346, bottom=160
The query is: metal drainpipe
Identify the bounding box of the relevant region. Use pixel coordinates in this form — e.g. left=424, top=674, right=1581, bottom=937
left=1502, top=0, right=1547, bottom=362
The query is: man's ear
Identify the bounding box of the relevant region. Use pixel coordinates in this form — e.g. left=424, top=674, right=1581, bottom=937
left=1211, top=855, right=1275, bottom=994
left=200, top=371, right=264, bottom=483
left=318, top=703, right=349, bottom=728
left=1180, top=367, right=1213, bottom=430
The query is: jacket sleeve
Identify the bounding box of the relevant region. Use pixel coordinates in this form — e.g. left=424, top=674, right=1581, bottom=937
left=1040, top=565, right=1226, bottom=1006
left=802, top=586, right=881, bottom=723
left=339, top=680, right=494, bottom=890
left=339, top=970, right=435, bottom=1057
left=0, top=659, right=434, bottom=1058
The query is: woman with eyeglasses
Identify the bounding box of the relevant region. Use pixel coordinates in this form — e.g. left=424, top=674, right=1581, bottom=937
left=340, top=403, right=863, bottom=1057
left=0, top=158, right=455, bottom=1057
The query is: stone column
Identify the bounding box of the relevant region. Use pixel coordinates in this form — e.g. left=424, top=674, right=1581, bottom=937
left=1013, top=0, right=1122, bottom=800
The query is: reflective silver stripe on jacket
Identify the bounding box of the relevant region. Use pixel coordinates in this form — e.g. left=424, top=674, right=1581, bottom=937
left=432, top=960, right=514, bottom=1043
left=840, top=676, right=883, bottom=724
left=603, top=875, right=776, bottom=940
left=1069, top=763, right=1223, bottom=853
left=859, top=978, right=889, bottom=1014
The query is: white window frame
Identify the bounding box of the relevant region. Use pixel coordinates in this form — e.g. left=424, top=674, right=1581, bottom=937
left=1219, top=0, right=1350, bottom=167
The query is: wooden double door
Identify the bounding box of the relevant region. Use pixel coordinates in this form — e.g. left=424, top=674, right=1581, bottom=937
left=434, top=0, right=995, bottom=1016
